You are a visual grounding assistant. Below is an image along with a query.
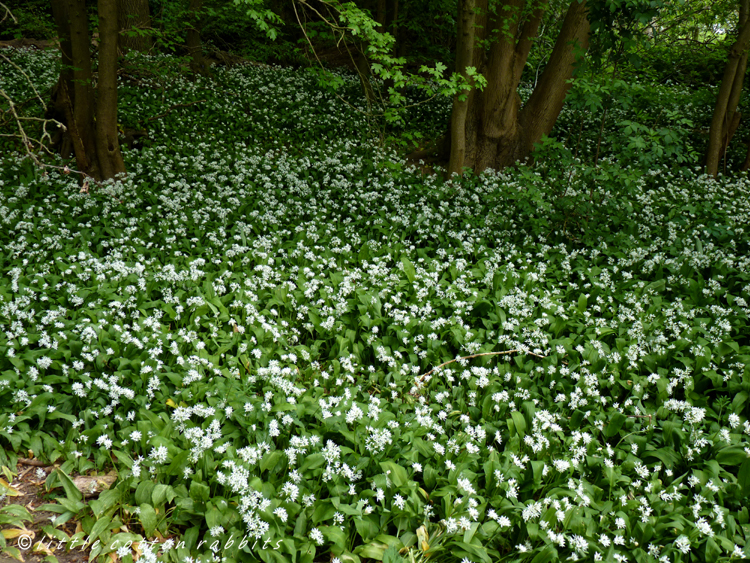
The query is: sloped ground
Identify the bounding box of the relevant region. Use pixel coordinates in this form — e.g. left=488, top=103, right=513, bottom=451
left=1, top=47, right=749, bottom=563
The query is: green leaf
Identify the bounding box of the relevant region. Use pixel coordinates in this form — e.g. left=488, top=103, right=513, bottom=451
left=139, top=503, right=157, bottom=537
left=320, top=525, right=348, bottom=547
left=605, top=412, right=627, bottom=438
left=261, top=450, right=283, bottom=473
left=135, top=481, right=155, bottom=506
left=530, top=544, right=557, bottom=563
left=644, top=447, right=679, bottom=468
left=112, top=450, right=133, bottom=468
left=88, top=514, right=112, bottom=545
left=354, top=517, right=380, bottom=542
left=577, top=294, right=587, bottom=314
left=90, top=488, right=121, bottom=518
left=738, top=459, right=750, bottom=498
left=705, top=537, right=720, bottom=561
left=152, top=484, right=171, bottom=507
left=189, top=481, right=210, bottom=503
left=716, top=446, right=747, bottom=466
left=511, top=411, right=527, bottom=439
left=355, top=541, right=387, bottom=560
left=383, top=545, right=406, bottom=563
left=206, top=506, right=222, bottom=529
left=301, top=453, right=326, bottom=472
left=55, top=468, right=83, bottom=503
left=379, top=461, right=409, bottom=488
left=401, top=255, right=416, bottom=284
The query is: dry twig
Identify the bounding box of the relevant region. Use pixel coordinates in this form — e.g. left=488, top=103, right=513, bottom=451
left=418, top=349, right=547, bottom=383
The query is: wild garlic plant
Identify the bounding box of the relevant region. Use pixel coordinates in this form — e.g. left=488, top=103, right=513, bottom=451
left=0, top=47, right=749, bottom=563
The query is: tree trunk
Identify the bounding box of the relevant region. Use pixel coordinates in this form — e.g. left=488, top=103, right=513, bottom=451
left=49, top=0, right=74, bottom=159
left=447, top=0, right=477, bottom=177
left=451, top=0, right=590, bottom=172
left=49, top=0, right=125, bottom=181
left=51, top=0, right=99, bottom=178
left=706, top=0, right=750, bottom=177
left=118, top=0, right=152, bottom=53
left=186, top=0, right=210, bottom=76
left=355, top=46, right=376, bottom=108
left=376, top=0, right=386, bottom=26
left=97, top=0, right=126, bottom=180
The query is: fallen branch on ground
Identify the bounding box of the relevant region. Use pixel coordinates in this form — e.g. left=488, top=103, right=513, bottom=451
left=419, top=349, right=547, bottom=383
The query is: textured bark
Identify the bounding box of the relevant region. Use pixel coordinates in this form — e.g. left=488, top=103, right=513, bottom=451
left=50, top=0, right=125, bottom=181
left=706, top=0, right=750, bottom=177
left=186, top=0, right=210, bottom=75
left=355, top=47, right=376, bottom=108
left=454, top=0, right=590, bottom=172
left=741, top=140, right=750, bottom=171
left=518, top=0, right=590, bottom=156
left=447, top=0, right=477, bottom=176
left=49, top=0, right=74, bottom=159
left=51, top=0, right=98, bottom=177
left=377, top=0, right=386, bottom=26
left=97, top=0, right=126, bottom=180
left=118, top=0, right=152, bottom=52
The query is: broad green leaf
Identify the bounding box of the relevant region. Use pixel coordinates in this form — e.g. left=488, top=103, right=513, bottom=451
left=511, top=411, right=527, bottom=439
left=739, top=459, right=750, bottom=498
left=379, top=461, right=409, bottom=488
left=716, top=446, right=747, bottom=466
left=605, top=412, right=627, bottom=438
left=260, top=450, right=282, bottom=473
left=55, top=468, right=82, bottom=503
left=401, top=255, right=416, bottom=284
left=577, top=294, right=587, bottom=314
left=139, top=503, right=157, bottom=537
left=530, top=544, right=558, bottom=563
left=88, top=514, right=112, bottom=545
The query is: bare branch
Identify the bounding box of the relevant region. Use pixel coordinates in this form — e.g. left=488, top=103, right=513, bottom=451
left=0, top=1, right=18, bottom=25
left=0, top=53, right=48, bottom=111
left=418, top=349, right=548, bottom=383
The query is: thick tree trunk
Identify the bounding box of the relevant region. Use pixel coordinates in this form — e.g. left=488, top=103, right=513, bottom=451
left=447, top=0, right=477, bottom=177
left=51, top=0, right=99, bottom=178
left=454, top=0, right=589, bottom=172
left=518, top=0, right=590, bottom=155
left=118, top=0, right=152, bottom=53
left=355, top=47, right=376, bottom=108
left=186, top=0, right=210, bottom=76
left=706, top=0, right=750, bottom=177
left=49, top=0, right=74, bottom=159
left=376, top=0, right=386, bottom=26
left=97, top=0, right=126, bottom=179
left=50, top=0, right=125, bottom=181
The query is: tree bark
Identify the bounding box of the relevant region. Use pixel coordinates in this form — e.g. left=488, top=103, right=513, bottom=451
left=447, top=0, right=477, bottom=177
left=518, top=0, right=590, bottom=156
left=51, top=0, right=98, bottom=178
left=186, top=0, right=210, bottom=76
left=118, top=0, right=152, bottom=53
left=376, top=0, right=386, bottom=26
left=355, top=46, right=376, bottom=108
left=49, top=0, right=126, bottom=181
left=49, top=0, right=74, bottom=159
left=97, top=0, right=126, bottom=180
left=453, top=0, right=590, bottom=172
left=706, top=0, right=750, bottom=177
